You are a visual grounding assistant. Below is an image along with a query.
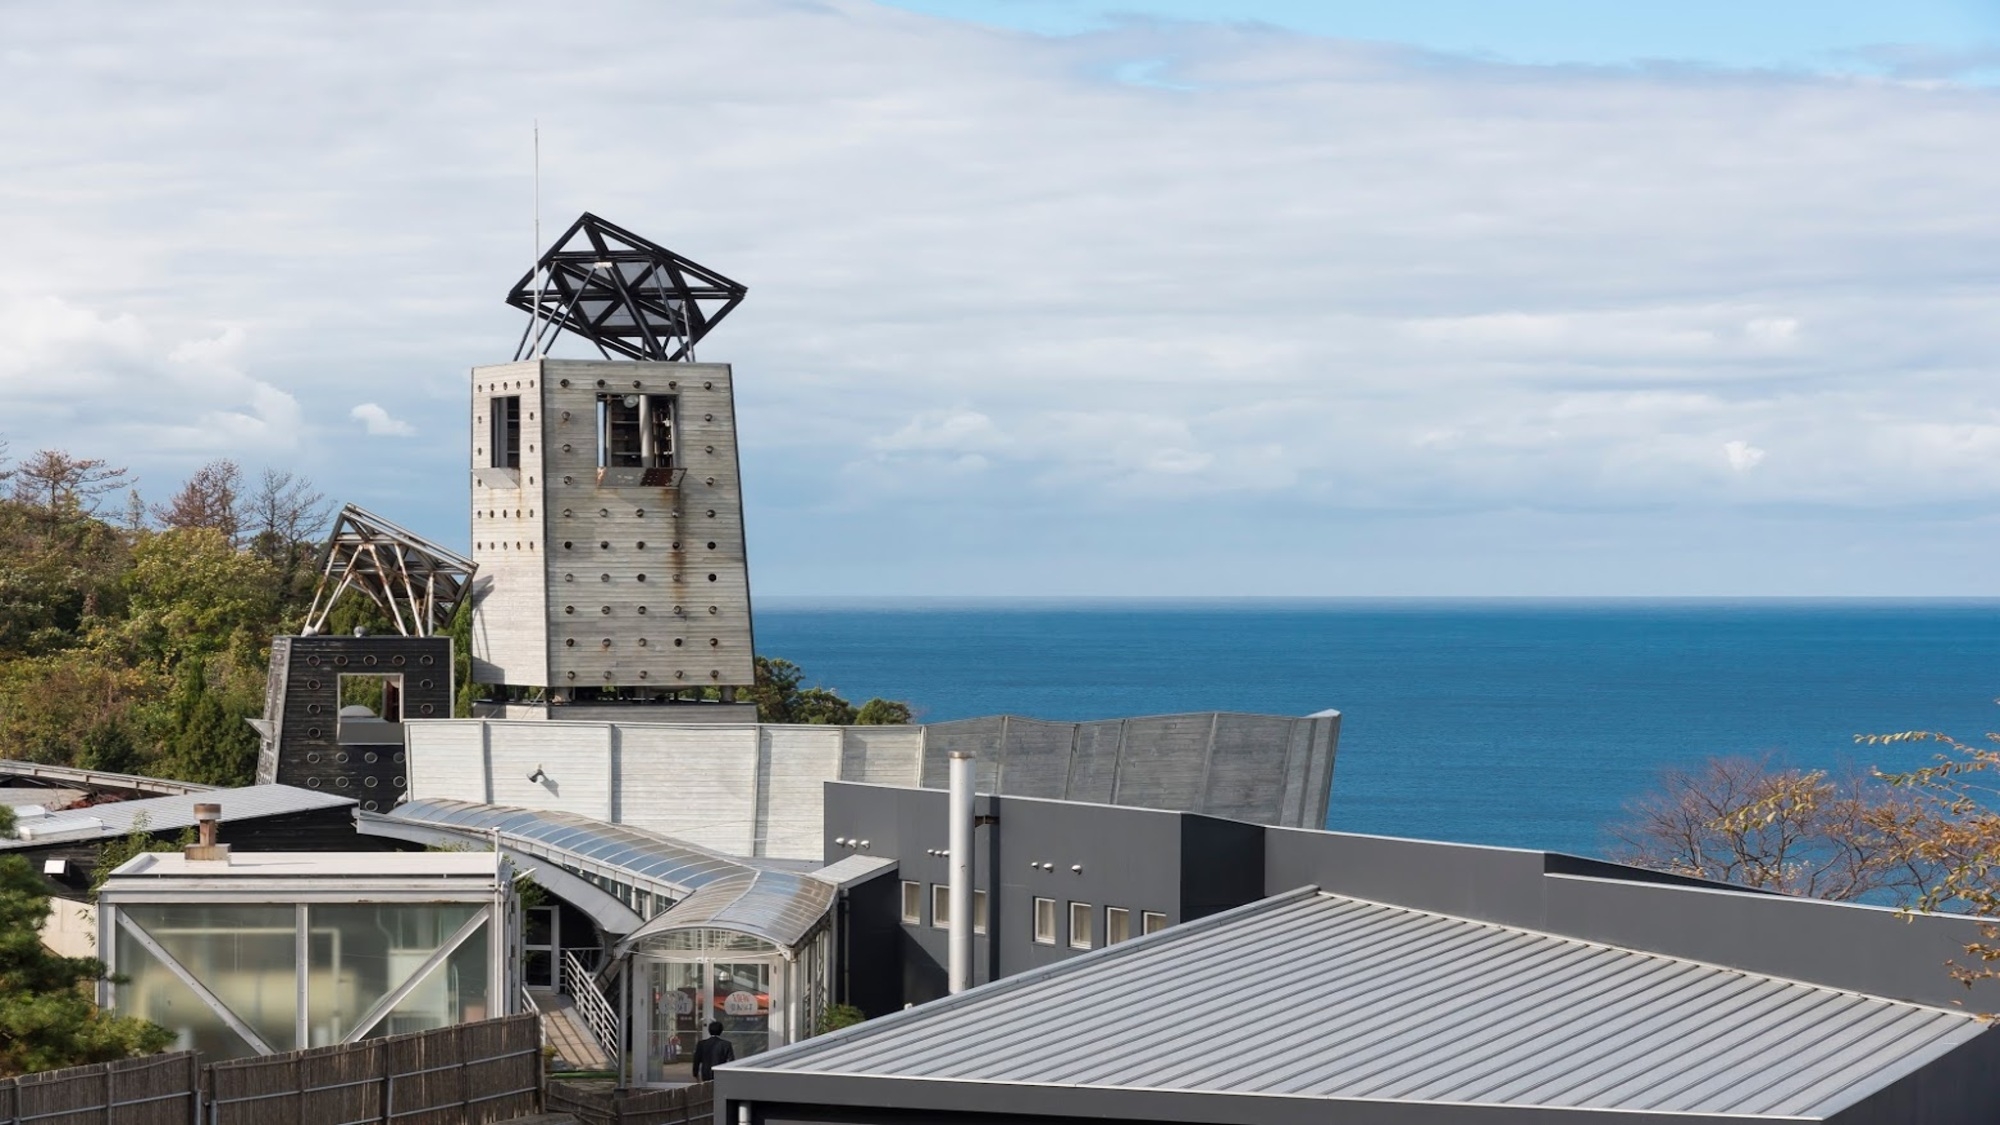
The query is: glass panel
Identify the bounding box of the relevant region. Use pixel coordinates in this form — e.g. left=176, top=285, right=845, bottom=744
left=1142, top=911, right=1167, bottom=935
left=930, top=885, right=949, bottom=930
left=121, top=904, right=297, bottom=1053
left=1069, top=902, right=1092, bottom=950
left=900, top=882, right=920, bottom=924
left=369, top=921, right=490, bottom=1039
left=114, top=925, right=259, bottom=1060
left=1107, top=908, right=1131, bottom=945
left=1033, top=898, right=1055, bottom=944
left=713, top=960, right=773, bottom=1060
left=643, top=960, right=705, bottom=1084
left=972, top=890, right=988, bottom=935
left=637, top=928, right=780, bottom=955
left=307, top=904, right=481, bottom=1046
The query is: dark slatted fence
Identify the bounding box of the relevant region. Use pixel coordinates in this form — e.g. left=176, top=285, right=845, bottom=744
left=546, top=1080, right=712, bottom=1125
left=0, top=1051, right=200, bottom=1125
left=206, top=1015, right=541, bottom=1125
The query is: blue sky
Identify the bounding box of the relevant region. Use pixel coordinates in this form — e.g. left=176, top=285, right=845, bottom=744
left=5, top=1, right=2000, bottom=596
left=888, top=0, right=2000, bottom=73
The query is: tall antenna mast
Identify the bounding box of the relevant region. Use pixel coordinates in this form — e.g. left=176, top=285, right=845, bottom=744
left=532, top=120, right=546, bottom=358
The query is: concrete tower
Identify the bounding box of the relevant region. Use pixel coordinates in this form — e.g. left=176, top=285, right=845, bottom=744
left=468, top=214, right=756, bottom=715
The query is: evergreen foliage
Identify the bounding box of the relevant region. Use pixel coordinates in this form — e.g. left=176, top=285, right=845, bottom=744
left=739, top=656, right=913, bottom=725
left=0, top=807, right=174, bottom=1074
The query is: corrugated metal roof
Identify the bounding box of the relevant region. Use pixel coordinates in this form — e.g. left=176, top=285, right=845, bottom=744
left=3, top=784, right=350, bottom=847
left=740, top=888, right=1989, bottom=1119
left=391, top=798, right=834, bottom=949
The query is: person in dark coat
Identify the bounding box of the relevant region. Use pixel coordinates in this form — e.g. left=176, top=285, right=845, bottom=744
left=692, top=1020, right=735, bottom=1081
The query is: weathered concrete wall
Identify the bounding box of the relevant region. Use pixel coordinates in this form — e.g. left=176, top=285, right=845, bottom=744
left=405, top=710, right=1339, bottom=859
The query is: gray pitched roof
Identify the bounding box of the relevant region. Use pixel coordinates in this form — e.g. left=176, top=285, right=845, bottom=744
left=4, top=784, right=351, bottom=848
left=738, top=888, right=1989, bottom=1119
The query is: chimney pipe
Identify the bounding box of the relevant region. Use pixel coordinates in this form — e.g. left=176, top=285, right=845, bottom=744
left=948, top=752, right=974, bottom=994
left=186, top=803, right=229, bottom=863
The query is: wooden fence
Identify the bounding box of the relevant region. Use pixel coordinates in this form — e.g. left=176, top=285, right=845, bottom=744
left=207, top=1015, right=541, bottom=1125
left=0, top=1051, right=200, bottom=1125
left=0, top=1015, right=540, bottom=1125
left=546, top=1080, right=712, bottom=1125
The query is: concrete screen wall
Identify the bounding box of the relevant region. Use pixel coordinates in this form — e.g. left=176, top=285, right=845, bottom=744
left=404, top=711, right=1338, bottom=860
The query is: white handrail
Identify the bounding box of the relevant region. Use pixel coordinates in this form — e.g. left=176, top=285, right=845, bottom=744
left=562, top=950, right=620, bottom=1059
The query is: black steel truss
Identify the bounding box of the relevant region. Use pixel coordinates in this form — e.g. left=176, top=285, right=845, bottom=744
left=507, top=212, right=747, bottom=362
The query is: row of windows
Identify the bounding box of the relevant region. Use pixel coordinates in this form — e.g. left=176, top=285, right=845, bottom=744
left=900, top=882, right=1164, bottom=948
left=487, top=393, right=680, bottom=471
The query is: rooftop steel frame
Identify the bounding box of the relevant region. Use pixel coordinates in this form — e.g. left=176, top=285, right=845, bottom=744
left=507, top=212, right=747, bottom=363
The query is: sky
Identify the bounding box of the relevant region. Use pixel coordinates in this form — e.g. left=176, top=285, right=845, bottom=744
left=5, top=1, right=2000, bottom=596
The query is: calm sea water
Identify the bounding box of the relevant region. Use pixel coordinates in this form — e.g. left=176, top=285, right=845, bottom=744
left=756, top=599, right=2000, bottom=858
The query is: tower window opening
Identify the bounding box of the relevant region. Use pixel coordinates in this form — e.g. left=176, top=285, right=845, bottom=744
left=491, top=395, right=522, bottom=468
left=596, top=393, right=676, bottom=469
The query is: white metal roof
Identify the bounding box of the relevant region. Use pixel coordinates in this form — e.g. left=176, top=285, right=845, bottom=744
left=4, top=784, right=352, bottom=847
left=109, top=851, right=501, bottom=878
left=739, top=888, right=1990, bottom=1119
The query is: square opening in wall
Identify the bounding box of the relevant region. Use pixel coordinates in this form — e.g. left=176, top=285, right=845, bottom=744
left=338, top=673, right=405, bottom=745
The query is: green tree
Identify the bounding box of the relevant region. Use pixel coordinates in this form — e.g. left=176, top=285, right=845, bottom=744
left=740, top=656, right=911, bottom=726
left=0, top=807, right=174, bottom=1074
left=120, top=529, right=280, bottom=666
left=855, top=698, right=913, bottom=725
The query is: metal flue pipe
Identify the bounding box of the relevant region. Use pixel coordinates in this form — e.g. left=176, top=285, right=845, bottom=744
left=948, top=751, right=974, bottom=994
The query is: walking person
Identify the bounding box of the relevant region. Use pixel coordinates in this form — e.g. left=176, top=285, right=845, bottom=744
left=692, top=1020, right=735, bottom=1081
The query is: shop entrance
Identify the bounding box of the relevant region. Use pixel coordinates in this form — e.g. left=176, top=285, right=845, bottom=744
left=639, top=956, right=781, bottom=1083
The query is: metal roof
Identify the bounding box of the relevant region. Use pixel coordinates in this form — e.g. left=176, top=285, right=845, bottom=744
left=809, top=854, right=897, bottom=889
left=389, top=798, right=834, bottom=950
left=738, top=888, right=1990, bottom=1119
left=618, top=869, right=835, bottom=953
left=389, top=798, right=761, bottom=893
left=4, top=784, right=350, bottom=848
left=109, top=851, right=501, bottom=878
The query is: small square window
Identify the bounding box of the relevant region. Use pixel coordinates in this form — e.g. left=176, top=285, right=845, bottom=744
left=1032, top=897, right=1056, bottom=944
left=1142, top=911, right=1167, bottom=936
left=1106, top=907, right=1131, bottom=945
left=932, top=884, right=950, bottom=930
left=901, top=881, right=921, bottom=925
left=1069, top=902, right=1093, bottom=950
left=973, top=889, right=988, bottom=935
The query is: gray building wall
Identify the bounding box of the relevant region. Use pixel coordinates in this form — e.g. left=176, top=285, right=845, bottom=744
left=823, top=783, right=1268, bottom=1012
left=825, top=781, right=2000, bottom=1016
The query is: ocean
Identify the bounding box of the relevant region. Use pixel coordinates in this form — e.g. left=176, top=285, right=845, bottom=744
left=756, top=599, right=2000, bottom=858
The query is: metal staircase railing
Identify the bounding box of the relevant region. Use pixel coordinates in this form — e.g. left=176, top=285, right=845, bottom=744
left=562, top=950, right=620, bottom=1060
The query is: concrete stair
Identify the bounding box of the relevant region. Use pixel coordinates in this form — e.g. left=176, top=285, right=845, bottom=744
left=528, top=988, right=613, bottom=1072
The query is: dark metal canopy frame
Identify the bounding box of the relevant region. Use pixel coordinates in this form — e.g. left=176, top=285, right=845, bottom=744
left=507, top=212, right=748, bottom=362
left=302, top=505, right=476, bottom=638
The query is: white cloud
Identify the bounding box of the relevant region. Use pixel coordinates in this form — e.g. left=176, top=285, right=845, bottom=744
left=1723, top=440, right=1767, bottom=472
left=5, top=2, right=2000, bottom=590
left=350, top=403, right=415, bottom=437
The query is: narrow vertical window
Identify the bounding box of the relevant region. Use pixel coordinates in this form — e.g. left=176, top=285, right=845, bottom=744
left=900, top=881, right=921, bottom=925
left=1032, top=897, right=1056, bottom=944
left=1142, top=911, right=1167, bottom=936
left=491, top=395, right=521, bottom=469
left=972, top=889, right=988, bottom=936
left=931, top=884, right=950, bottom=930
left=1106, top=907, right=1131, bottom=945
left=1069, top=902, right=1093, bottom=950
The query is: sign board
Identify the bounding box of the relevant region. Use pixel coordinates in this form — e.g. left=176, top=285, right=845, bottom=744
left=723, top=991, right=760, bottom=1017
